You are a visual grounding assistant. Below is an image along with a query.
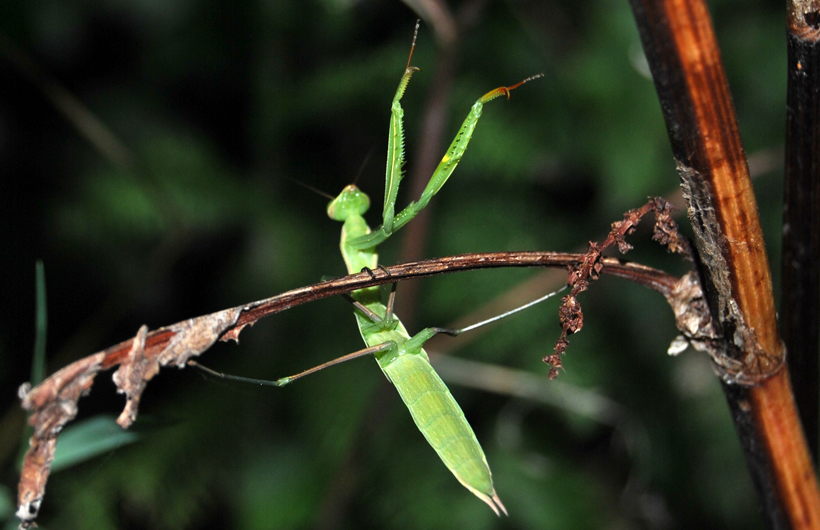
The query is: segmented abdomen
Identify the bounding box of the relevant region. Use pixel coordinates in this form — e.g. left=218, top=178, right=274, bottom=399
left=381, top=352, right=495, bottom=498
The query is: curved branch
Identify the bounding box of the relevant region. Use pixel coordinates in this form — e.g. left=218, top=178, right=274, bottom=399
left=14, top=250, right=680, bottom=527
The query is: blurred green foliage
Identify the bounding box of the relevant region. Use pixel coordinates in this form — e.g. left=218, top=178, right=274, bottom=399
left=1, top=0, right=785, bottom=528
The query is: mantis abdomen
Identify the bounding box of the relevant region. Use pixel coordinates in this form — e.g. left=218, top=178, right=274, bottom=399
left=380, top=352, right=503, bottom=513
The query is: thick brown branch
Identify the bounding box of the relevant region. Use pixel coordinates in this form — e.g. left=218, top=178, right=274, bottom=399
left=629, top=0, right=820, bottom=528
left=630, top=0, right=780, bottom=379
left=784, top=0, right=820, bottom=462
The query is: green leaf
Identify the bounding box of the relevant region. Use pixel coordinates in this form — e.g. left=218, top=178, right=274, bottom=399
left=51, top=416, right=140, bottom=472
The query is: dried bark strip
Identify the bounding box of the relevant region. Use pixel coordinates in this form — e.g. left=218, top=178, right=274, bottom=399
left=783, top=0, right=820, bottom=461
left=663, top=270, right=720, bottom=358
left=17, top=309, right=242, bottom=527
left=629, top=0, right=820, bottom=527
left=16, top=352, right=106, bottom=525
left=14, top=251, right=677, bottom=528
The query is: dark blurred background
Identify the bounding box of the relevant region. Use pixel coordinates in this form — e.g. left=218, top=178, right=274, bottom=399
left=0, top=0, right=786, bottom=528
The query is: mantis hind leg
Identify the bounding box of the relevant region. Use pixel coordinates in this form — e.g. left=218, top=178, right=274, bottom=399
left=189, top=341, right=394, bottom=387
left=404, top=284, right=568, bottom=353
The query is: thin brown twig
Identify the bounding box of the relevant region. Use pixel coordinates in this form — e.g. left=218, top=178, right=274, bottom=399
left=425, top=149, right=780, bottom=361
left=545, top=197, right=692, bottom=377
left=15, top=249, right=681, bottom=527
left=0, top=35, right=135, bottom=171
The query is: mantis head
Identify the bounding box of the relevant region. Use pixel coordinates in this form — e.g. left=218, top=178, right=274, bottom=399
left=327, top=184, right=370, bottom=221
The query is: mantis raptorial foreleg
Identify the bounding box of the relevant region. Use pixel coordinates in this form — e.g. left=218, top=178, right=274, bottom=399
left=345, top=22, right=542, bottom=251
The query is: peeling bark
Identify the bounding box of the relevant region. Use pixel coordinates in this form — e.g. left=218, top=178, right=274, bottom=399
left=16, top=308, right=242, bottom=526
left=16, top=351, right=107, bottom=526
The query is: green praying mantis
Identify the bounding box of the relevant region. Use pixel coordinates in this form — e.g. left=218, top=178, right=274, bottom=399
left=193, top=21, right=550, bottom=515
